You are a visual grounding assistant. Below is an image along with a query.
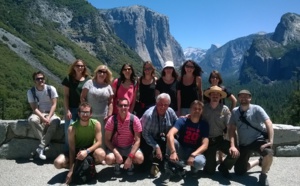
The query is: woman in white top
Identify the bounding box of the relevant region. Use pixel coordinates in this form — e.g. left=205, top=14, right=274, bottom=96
left=81, top=65, right=114, bottom=148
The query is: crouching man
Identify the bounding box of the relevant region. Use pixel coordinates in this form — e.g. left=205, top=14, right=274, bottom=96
left=105, top=98, right=144, bottom=175
left=165, top=100, right=209, bottom=183
left=228, top=90, right=274, bottom=186
left=54, top=102, right=106, bottom=184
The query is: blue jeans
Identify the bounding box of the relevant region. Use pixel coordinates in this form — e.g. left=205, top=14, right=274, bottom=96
left=173, top=139, right=206, bottom=171
left=64, top=107, right=78, bottom=151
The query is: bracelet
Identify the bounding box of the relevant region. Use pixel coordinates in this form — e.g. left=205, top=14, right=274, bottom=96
left=86, top=149, right=90, bottom=154
left=171, top=150, right=176, bottom=154
left=128, top=153, right=135, bottom=159
left=190, top=154, right=196, bottom=158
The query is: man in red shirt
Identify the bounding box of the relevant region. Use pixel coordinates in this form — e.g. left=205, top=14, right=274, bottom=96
left=105, top=97, right=144, bottom=175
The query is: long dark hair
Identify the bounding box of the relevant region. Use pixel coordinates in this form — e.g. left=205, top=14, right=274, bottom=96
left=180, top=60, right=203, bottom=78
left=119, top=63, right=137, bottom=83
left=161, top=67, right=178, bottom=79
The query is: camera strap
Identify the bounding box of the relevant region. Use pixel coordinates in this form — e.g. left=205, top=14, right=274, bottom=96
left=239, top=107, right=264, bottom=134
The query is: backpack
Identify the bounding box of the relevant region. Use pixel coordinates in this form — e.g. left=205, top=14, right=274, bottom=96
left=72, top=154, right=96, bottom=184
left=111, top=114, right=135, bottom=141
left=31, top=85, right=52, bottom=104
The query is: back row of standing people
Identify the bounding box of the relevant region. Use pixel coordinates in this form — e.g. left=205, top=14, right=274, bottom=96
left=27, top=59, right=237, bottom=160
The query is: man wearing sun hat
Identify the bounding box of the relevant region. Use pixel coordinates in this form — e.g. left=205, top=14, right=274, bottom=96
left=202, top=86, right=237, bottom=178
left=228, top=89, right=274, bottom=186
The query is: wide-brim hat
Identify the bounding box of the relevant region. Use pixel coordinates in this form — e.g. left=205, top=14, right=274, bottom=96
left=204, top=86, right=227, bottom=99
left=163, top=61, right=175, bottom=69
left=238, top=89, right=252, bottom=96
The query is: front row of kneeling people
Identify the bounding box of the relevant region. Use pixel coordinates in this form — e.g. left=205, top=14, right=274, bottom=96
left=56, top=90, right=273, bottom=186
left=27, top=70, right=273, bottom=186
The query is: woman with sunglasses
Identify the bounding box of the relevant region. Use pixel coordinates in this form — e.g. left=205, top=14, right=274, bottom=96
left=155, top=61, right=180, bottom=115
left=204, top=70, right=237, bottom=111
left=81, top=65, right=114, bottom=149
left=62, top=59, right=90, bottom=151
left=135, top=61, right=157, bottom=118
left=178, top=60, right=203, bottom=116
left=112, top=63, right=138, bottom=115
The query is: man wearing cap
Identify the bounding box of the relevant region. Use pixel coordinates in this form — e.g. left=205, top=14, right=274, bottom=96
left=228, top=90, right=274, bottom=186
left=202, top=86, right=236, bottom=178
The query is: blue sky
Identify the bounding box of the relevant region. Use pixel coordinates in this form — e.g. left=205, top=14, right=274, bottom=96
left=87, top=0, right=300, bottom=49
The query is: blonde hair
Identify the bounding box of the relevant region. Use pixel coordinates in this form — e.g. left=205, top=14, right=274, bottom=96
left=93, top=65, right=113, bottom=84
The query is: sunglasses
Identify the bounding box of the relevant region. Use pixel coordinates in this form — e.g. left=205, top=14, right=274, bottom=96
left=80, top=111, right=90, bottom=115
left=123, top=68, right=132, bottom=72
left=185, top=65, right=195, bottom=69
left=144, top=67, right=153, bottom=71
left=97, top=70, right=107, bottom=74
left=118, top=104, right=129, bottom=108
left=75, top=65, right=85, bottom=68
left=210, top=76, right=219, bottom=79
left=164, top=67, right=173, bottom=70
left=35, top=77, right=44, bottom=81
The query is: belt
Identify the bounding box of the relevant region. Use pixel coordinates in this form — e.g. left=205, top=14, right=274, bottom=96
left=209, top=135, right=223, bottom=142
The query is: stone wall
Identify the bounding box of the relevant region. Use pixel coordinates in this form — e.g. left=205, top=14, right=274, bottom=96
left=0, top=120, right=300, bottom=159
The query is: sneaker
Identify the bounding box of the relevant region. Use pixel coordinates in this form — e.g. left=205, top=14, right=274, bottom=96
left=150, top=163, right=159, bottom=177
left=160, top=172, right=170, bottom=185
left=218, top=164, right=230, bottom=178
left=127, top=164, right=134, bottom=175
left=36, top=148, right=46, bottom=160
left=114, top=164, right=121, bottom=175
left=259, top=173, right=269, bottom=186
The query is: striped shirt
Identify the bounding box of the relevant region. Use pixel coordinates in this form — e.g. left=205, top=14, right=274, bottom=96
left=105, top=112, right=142, bottom=147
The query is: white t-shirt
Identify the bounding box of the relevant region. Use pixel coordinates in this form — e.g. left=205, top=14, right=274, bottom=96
left=82, top=79, right=114, bottom=118
left=27, top=84, right=58, bottom=113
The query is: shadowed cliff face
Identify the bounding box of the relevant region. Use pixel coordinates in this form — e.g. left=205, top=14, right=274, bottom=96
left=100, top=5, right=185, bottom=68
left=239, top=13, right=300, bottom=84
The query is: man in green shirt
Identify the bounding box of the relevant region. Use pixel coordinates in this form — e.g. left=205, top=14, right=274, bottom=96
left=53, top=102, right=106, bottom=184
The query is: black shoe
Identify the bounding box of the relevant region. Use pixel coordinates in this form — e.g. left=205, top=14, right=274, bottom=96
left=160, top=172, right=171, bottom=185
left=218, top=164, right=230, bottom=178
left=259, top=173, right=269, bottom=186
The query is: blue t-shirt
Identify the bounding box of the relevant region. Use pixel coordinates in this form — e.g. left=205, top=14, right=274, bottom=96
left=174, top=117, right=209, bottom=149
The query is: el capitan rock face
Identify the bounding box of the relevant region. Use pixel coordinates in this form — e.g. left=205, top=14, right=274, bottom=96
left=100, top=5, right=185, bottom=68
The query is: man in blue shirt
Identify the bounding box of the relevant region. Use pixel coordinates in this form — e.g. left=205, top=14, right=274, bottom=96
left=167, top=100, right=209, bottom=181
left=141, top=93, right=178, bottom=176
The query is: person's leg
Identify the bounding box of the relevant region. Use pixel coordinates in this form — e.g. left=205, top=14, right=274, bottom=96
left=203, top=141, right=218, bottom=174
left=133, top=150, right=144, bottom=165
left=42, top=114, right=60, bottom=148
left=28, top=114, right=44, bottom=141
left=97, top=116, right=106, bottom=149
left=64, top=107, right=78, bottom=151
left=93, top=148, right=106, bottom=164
left=234, top=145, right=252, bottom=175
left=219, top=139, right=237, bottom=170
left=246, top=140, right=273, bottom=173
left=54, top=154, right=69, bottom=169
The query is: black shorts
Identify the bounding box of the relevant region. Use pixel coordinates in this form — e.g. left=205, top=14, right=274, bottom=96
left=234, top=138, right=273, bottom=175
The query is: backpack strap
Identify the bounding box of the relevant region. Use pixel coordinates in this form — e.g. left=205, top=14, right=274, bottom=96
left=111, top=114, right=135, bottom=141
left=47, top=85, right=52, bottom=99
left=129, top=113, right=134, bottom=136
left=31, top=85, right=52, bottom=103
left=31, top=87, right=38, bottom=103
left=114, top=78, right=122, bottom=98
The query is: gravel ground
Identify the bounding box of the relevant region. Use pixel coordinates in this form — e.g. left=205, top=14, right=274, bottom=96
left=0, top=157, right=299, bottom=186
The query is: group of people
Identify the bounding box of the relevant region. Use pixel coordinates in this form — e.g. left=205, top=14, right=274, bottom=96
left=26, top=59, right=274, bottom=186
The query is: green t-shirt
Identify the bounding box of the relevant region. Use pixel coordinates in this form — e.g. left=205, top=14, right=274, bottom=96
left=71, top=119, right=97, bottom=148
